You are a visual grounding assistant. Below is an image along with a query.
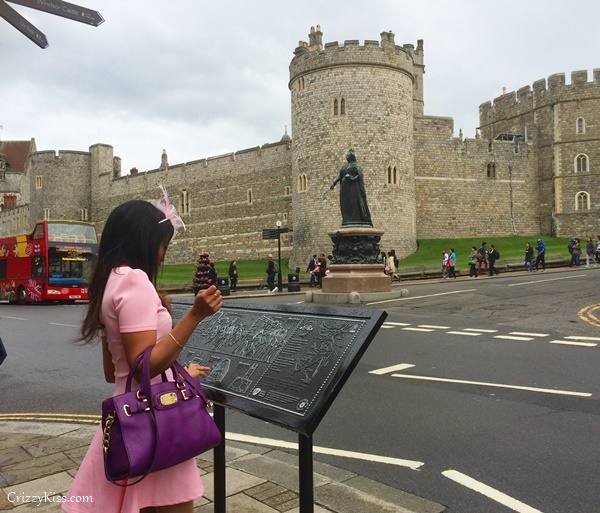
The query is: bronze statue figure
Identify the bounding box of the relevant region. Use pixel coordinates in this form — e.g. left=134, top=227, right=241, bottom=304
left=330, top=149, right=373, bottom=227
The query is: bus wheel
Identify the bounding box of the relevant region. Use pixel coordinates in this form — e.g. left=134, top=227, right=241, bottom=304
left=16, top=287, right=27, bottom=305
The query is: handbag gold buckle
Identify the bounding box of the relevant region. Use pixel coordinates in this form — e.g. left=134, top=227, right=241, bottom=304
left=102, top=411, right=115, bottom=453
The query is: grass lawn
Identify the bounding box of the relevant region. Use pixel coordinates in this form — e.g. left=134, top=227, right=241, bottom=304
left=157, top=259, right=292, bottom=288
left=400, top=236, right=571, bottom=272
left=158, top=235, right=572, bottom=286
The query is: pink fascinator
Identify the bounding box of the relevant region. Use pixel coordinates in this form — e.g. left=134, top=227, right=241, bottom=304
left=149, top=184, right=186, bottom=238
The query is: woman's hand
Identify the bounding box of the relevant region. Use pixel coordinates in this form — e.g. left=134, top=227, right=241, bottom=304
left=185, top=363, right=211, bottom=379
left=192, top=285, right=223, bottom=320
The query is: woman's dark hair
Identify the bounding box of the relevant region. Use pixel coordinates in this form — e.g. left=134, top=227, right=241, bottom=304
left=79, top=200, right=174, bottom=343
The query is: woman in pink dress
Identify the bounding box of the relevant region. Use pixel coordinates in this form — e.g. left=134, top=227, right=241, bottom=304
left=63, top=192, right=222, bottom=513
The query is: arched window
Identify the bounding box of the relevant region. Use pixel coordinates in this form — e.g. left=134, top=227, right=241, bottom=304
left=486, top=162, right=496, bottom=178
left=575, top=191, right=590, bottom=210
left=284, top=186, right=291, bottom=196
left=247, top=188, right=253, bottom=205
left=181, top=189, right=190, bottom=215
left=283, top=213, right=288, bottom=223
left=576, top=117, right=586, bottom=135
left=298, top=174, right=308, bottom=193
left=575, top=154, right=589, bottom=173
left=387, top=166, right=392, bottom=185
left=303, top=175, right=308, bottom=191
left=333, top=99, right=338, bottom=116
left=393, top=166, right=398, bottom=185
left=340, top=98, right=346, bottom=115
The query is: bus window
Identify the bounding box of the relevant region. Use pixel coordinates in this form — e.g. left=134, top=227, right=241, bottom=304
left=0, top=259, right=6, bottom=279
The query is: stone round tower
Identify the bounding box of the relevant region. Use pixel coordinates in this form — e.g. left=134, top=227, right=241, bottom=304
left=289, top=26, right=421, bottom=267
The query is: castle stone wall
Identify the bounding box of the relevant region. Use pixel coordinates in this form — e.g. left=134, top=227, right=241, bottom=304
left=0, top=205, right=30, bottom=237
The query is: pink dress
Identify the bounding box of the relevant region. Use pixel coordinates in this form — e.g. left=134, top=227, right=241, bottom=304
left=63, top=266, right=204, bottom=513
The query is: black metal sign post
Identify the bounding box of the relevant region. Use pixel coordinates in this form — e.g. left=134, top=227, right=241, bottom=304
left=262, top=225, right=290, bottom=291
left=0, top=0, right=102, bottom=48
left=173, top=301, right=387, bottom=513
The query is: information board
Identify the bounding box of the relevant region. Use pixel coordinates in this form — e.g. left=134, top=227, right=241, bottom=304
left=173, top=301, right=386, bottom=435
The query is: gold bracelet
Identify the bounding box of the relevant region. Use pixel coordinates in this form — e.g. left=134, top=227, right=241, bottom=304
left=168, top=332, right=184, bottom=349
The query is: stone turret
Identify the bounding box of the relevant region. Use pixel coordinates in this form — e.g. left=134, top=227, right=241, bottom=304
left=160, top=149, right=169, bottom=171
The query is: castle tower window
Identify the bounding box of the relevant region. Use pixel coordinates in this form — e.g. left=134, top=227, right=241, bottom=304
left=298, top=174, right=308, bottom=193
left=488, top=141, right=493, bottom=153
left=284, top=186, right=291, bottom=196
left=575, top=154, right=589, bottom=173
left=486, top=163, right=496, bottom=179
left=333, top=99, right=338, bottom=116
left=181, top=189, right=190, bottom=215
left=247, top=188, right=253, bottom=205
left=43, top=208, right=50, bottom=220
left=340, top=98, right=346, bottom=115
left=36, top=175, right=43, bottom=189
left=387, top=166, right=392, bottom=185
left=283, top=213, right=288, bottom=223
left=575, top=191, right=590, bottom=211
left=80, top=208, right=89, bottom=221
left=576, top=117, right=586, bottom=135
left=393, top=166, right=398, bottom=185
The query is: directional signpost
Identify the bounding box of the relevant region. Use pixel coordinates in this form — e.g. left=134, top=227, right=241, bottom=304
left=0, top=0, right=103, bottom=48
left=263, top=224, right=290, bottom=291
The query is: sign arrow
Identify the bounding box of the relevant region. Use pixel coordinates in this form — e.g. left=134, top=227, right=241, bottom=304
left=6, top=0, right=103, bottom=26
left=0, top=0, right=48, bottom=48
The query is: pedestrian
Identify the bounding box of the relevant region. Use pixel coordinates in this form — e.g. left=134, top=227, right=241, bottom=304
left=572, top=238, right=582, bottom=267
left=534, top=238, right=546, bottom=271
left=307, top=254, right=318, bottom=287
left=468, top=246, right=478, bottom=278
left=524, top=242, right=534, bottom=272
left=568, top=238, right=576, bottom=266
left=488, top=244, right=500, bottom=276
left=441, top=249, right=449, bottom=280
left=228, top=259, right=238, bottom=291
left=208, top=260, right=218, bottom=286
left=266, top=254, right=277, bottom=292
left=380, top=251, right=387, bottom=266
left=477, top=241, right=488, bottom=274
left=67, top=196, right=222, bottom=511
left=391, top=249, right=399, bottom=277
left=317, top=253, right=327, bottom=287
left=448, top=248, right=457, bottom=279
left=387, top=251, right=399, bottom=281
left=586, top=237, right=595, bottom=267
left=596, top=236, right=600, bottom=264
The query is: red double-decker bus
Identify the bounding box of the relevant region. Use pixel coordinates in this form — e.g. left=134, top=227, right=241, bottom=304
left=0, top=220, right=98, bottom=304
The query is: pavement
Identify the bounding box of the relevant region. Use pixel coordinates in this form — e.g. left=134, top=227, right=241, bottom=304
left=0, top=419, right=446, bottom=513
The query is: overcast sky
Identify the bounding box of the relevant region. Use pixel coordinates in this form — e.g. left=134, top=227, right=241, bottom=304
left=1, top=0, right=598, bottom=173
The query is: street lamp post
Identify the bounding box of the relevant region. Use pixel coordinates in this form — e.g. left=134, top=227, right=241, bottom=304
left=276, top=220, right=283, bottom=291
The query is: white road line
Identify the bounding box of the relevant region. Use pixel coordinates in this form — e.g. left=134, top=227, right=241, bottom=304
left=446, top=331, right=481, bottom=337
left=418, top=324, right=450, bottom=329
left=294, top=301, right=304, bottom=304
left=369, top=363, right=415, bottom=375
left=380, top=325, right=396, bottom=329
left=494, top=335, right=534, bottom=341
left=391, top=373, right=592, bottom=397
left=383, top=322, right=411, bottom=326
left=550, top=340, right=598, bottom=347
left=402, top=327, right=434, bottom=332
left=507, top=274, right=586, bottom=287
left=442, top=470, right=544, bottom=513
left=2, top=316, right=27, bottom=320
left=225, top=432, right=424, bottom=470
left=509, top=332, right=549, bottom=338
left=367, top=288, right=477, bottom=306
left=463, top=328, right=498, bottom=333
left=48, top=322, right=78, bottom=328
left=565, top=335, right=600, bottom=341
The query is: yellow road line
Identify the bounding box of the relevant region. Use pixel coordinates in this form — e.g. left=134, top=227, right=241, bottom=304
left=0, top=416, right=100, bottom=424
left=578, top=304, right=600, bottom=328
left=0, top=412, right=101, bottom=423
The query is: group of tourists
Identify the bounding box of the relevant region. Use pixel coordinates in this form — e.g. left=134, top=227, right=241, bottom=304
left=466, top=242, right=502, bottom=278
left=567, top=236, right=600, bottom=267
left=306, top=254, right=329, bottom=288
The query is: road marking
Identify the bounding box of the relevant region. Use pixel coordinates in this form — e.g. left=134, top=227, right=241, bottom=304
left=369, top=363, right=415, bottom=375
left=509, top=332, right=549, bottom=337
left=442, top=470, right=544, bottom=513
left=565, top=335, right=600, bottom=341
left=383, top=322, right=411, bottom=326
left=550, top=340, right=598, bottom=347
left=418, top=324, right=450, bottom=329
left=463, top=328, right=498, bottom=333
left=381, top=325, right=396, bottom=329
left=402, top=327, right=434, bottom=332
left=446, top=331, right=481, bottom=336
left=577, top=304, right=600, bottom=328
left=48, top=322, right=78, bottom=328
left=494, top=335, right=533, bottom=341
left=294, top=301, right=304, bottom=304
left=367, top=288, right=476, bottom=306
left=391, top=373, right=592, bottom=397
left=2, top=316, right=26, bottom=320
left=226, top=433, right=424, bottom=470
left=507, top=274, right=586, bottom=287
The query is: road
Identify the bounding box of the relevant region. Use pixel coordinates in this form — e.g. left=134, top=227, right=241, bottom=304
left=1, top=268, right=600, bottom=512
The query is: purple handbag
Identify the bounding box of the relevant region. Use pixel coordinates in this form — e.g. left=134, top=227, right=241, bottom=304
left=101, top=347, right=222, bottom=485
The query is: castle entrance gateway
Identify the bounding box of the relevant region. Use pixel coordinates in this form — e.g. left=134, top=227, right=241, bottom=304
left=172, top=300, right=386, bottom=513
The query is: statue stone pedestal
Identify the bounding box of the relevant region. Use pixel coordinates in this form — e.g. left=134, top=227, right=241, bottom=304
left=323, top=227, right=390, bottom=293
left=306, top=227, right=408, bottom=304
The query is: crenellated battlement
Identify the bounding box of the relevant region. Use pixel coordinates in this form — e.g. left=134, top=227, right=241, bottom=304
left=289, top=26, right=423, bottom=85
left=479, top=69, right=600, bottom=125
left=29, top=149, right=91, bottom=163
